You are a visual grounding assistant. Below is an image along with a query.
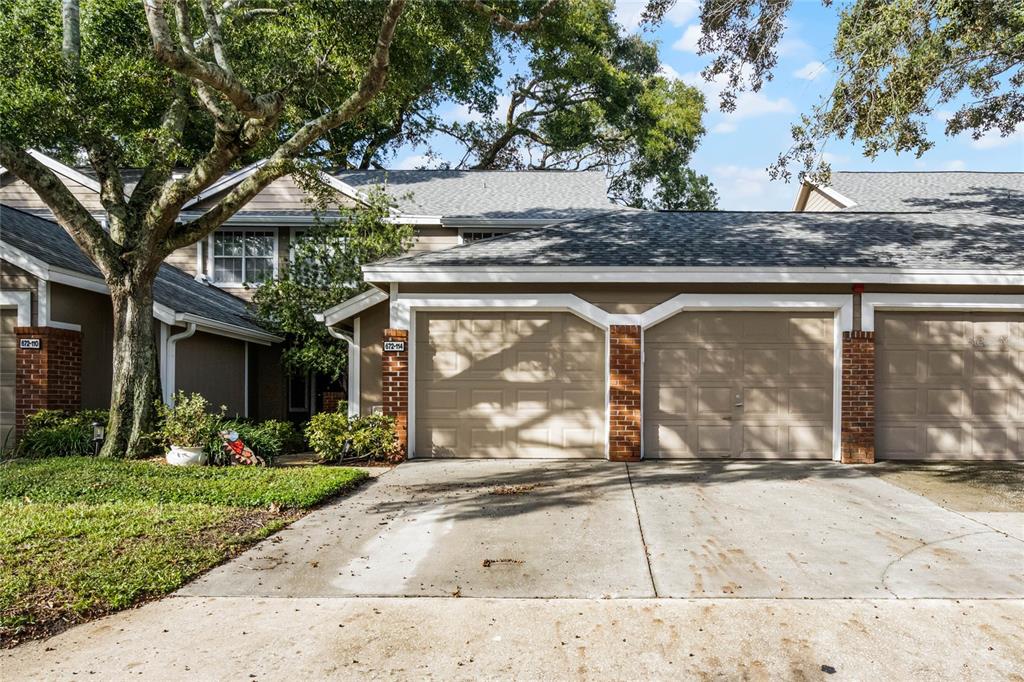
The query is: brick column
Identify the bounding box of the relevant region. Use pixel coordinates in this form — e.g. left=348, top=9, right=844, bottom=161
left=15, top=327, right=82, bottom=434
left=382, top=328, right=409, bottom=460
left=841, top=330, right=875, bottom=464
left=609, top=325, right=642, bottom=462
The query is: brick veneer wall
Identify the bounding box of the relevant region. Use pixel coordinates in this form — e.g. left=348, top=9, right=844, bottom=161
left=381, top=328, right=408, bottom=460
left=609, top=325, right=642, bottom=462
left=14, top=326, right=82, bottom=434
left=841, top=330, right=875, bottom=464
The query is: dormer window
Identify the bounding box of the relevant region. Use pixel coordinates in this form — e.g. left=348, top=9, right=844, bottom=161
left=209, top=228, right=277, bottom=285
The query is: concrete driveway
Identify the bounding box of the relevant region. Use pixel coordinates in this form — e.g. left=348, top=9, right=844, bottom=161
left=8, top=460, right=1024, bottom=680
left=181, top=460, right=1024, bottom=600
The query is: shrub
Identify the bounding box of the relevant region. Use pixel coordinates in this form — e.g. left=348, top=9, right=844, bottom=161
left=306, top=411, right=397, bottom=463
left=154, top=392, right=224, bottom=449
left=17, top=409, right=109, bottom=458
left=214, top=419, right=304, bottom=465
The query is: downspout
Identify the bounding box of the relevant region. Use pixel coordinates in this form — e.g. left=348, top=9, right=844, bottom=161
left=162, top=322, right=197, bottom=404
left=327, top=325, right=358, bottom=417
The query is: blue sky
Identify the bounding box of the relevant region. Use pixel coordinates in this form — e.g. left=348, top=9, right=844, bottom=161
left=393, top=0, right=1024, bottom=210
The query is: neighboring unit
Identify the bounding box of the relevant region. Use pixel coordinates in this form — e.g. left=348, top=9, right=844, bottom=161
left=324, top=172, right=1024, bottom=463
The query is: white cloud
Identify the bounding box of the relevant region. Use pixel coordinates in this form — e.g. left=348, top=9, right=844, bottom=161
left=969, top=124, right=1024, bottom=150
left=658, top=63, right=681, bottom=81
left=942, top=159, right=967, bottom=171
left=672, top=24, right=703, bottom=53
left=616, top=0, right=698, bottom=31
left=710, top=164, right=793, bottom=210
left=680, top=69, right=794, bottom=133
left=793, top=60, right=827, bottom=81
left=393, top=154, right=433, bottom=170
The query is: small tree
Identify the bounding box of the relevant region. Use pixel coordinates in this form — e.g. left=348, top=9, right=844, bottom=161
left=250, top=187, right=413, bottom=381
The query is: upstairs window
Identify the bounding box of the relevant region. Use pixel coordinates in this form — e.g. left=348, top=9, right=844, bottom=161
left=210, top=229, right=276, bottom=285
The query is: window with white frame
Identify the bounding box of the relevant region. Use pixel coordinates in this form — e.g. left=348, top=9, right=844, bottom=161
left=210, top=229, right=277, bottom=285
left=460, top=229, right=511, bottom=244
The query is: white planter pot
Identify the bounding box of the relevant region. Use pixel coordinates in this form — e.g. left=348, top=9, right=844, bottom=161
left=166, top=445, right=208, bottom=466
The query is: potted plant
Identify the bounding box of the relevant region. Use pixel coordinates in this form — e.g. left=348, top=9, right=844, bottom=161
left=155, top=392, right=224, bottom=466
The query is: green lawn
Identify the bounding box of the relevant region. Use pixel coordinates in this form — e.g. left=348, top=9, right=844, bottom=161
left=0, top=457, right=367, bottom=646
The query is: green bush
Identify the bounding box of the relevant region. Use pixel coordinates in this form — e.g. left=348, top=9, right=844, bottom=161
left=17, top=409, right=109, bottom=458
left=306, top=411, right=396, bottom=463
left=154, top=392, right=224, bottom=449
left=215, top=419, right=305, bottom=465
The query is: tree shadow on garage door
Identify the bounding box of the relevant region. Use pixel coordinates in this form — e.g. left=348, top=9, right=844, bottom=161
left=365, top=459, right=875, bottom=524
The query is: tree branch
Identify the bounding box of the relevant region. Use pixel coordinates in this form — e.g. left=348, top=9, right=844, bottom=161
left=465, top=0, right=560, bottom=34
left=0, top=145, right=121, bottom=275
left=62, top=0, right=81, bottom=65
left=144, top=0, right=282, bottom=120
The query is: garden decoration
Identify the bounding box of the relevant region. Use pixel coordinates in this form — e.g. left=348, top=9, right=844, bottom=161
left=220, top=430, right=267, bottom=466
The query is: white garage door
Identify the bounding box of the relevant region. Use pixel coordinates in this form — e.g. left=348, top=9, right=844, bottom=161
left=877, top=311, right=1024, bottom=460
left=1, top=309, right=16, bottom=451
left=414, top=311, right=606, bottom=458
left=644, top=311, right=835, bottom=458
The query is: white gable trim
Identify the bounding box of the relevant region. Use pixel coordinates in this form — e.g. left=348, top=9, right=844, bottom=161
left=27, top=150, right=102, bottom=194
left=389, top=293, right=613, bottom=330
left=182, top=159, right=267, bottom=208
left=861, top=293, right=1024, bottom=332
left=0, top=291, right=32, bottom=327
left=317, top=288, right=389, bottom=327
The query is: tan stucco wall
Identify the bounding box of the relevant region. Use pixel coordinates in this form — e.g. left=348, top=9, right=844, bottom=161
left=174, top=330, right=247, bottom=417
left=50, top=284, right=114, bottom=409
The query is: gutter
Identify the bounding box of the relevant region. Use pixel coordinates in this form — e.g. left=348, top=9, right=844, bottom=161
left=162, top=322, right=196, bottom=404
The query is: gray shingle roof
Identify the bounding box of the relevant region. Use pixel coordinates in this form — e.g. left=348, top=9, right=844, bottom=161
left=828, top=171, right=1024, bottom=216
left=0, top=204, right=272, bottom=337
left=333, top=169, right=618, bottom=220
left=375, top=210, right=1024, bottom=270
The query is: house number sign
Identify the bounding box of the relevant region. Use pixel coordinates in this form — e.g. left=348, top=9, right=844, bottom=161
left=384, top=341, right=406, bottom=352
left=19, top=338, right=41, bottom=350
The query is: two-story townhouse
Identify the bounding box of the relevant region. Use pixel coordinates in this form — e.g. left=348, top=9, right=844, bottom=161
left=0, top=152, right=618, bottom=445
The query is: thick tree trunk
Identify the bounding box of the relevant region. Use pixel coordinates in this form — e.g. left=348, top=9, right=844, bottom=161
left=100, top=277, right=161, bottom=458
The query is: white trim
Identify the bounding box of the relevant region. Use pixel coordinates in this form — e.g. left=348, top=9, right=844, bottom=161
left=831, top=310, right=843, bottom=462
left=158, top=323, right=170, bottom=404
left=317, top=288, right=389, bottom=326
left=408, top=310, right=416, bottom=459
left=350, top=318, right=361, bottom=418
left=36, top=280, right=49, bottom=330
left=811, top=184, right=858, bottom=209
left=183, top=159, right=267, bottom=208
left=0, top=291, right=32, bottom=327
left=316, top=171, right=372, bottom=206
left=0, top=241, right=49, bottom=280
left=27, top=150, right=103, bottom=194
left=162, top=322, right=197, bottom=404
left=362, top=265, right=1024, bottom=286
left=391, top=293, right=613, bottom=330
left=243, top=342, right=250, bottom=418
left=637, top=294, right=854, bottom=332
left=861, top=293, right=1024, bottom=332
left=603, top=328, right=611, bottom=460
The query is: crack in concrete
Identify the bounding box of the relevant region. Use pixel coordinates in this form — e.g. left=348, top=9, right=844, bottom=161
left=879, top=530, right=1002, bottom=598
left=626, top=462, right=659, bottom=598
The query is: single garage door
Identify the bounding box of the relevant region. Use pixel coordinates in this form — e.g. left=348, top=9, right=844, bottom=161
left=645, top=311, right=834, bottom=458
left=1, top=309, right=16, bottom=450
left=877, top=311, right=1024, bottom=459
left=414, top=311, right=606, bottom=458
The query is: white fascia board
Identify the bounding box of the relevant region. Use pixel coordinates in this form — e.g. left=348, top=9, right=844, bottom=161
left=816, top=185, right=857, bottom=208
left=175, top=313, right=282, bottom=345
left=182, top=159, right=267, bottom=209
left=391, top=293, right=612, bottom=330
left=317, top=288, right=389, bottom=326
left=361, top=265, right=1024, bottom=286
left=27, top=150, right=103, bottom=194
left=316, top=171, right=372, bottom=206
left=388, top=214, right=444, bottom=226
left=439, top=218, right=570, bottom=229
left=0, top=291, right=33, bottom=327
left=861, top=293, right=1024, bottom=332
left=635, top=293, right=854, bottom=331
left=0, top=240, right=50, bottom=279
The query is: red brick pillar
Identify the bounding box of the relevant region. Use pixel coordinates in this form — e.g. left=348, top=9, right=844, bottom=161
left=382, top=328, right=409, bottom=460
left=841, top=330, right=875, bottom=464
left=609, top=325, right=642, bottom=462
left=15, top=327, right=82, bottom=434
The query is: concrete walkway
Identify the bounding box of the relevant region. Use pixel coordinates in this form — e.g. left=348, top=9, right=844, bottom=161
left=5, top=460, right=1024, bottom=679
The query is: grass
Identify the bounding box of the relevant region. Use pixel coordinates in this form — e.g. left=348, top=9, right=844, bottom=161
left=0, top=457, right=367, bottom=646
